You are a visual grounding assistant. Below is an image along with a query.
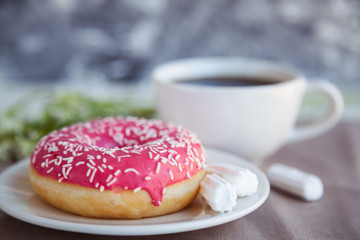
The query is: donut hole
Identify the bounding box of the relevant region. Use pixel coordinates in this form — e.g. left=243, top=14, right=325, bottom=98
left=65, top=118, right=177, bottom=151
left=91, top=135, right=121, bottom=149
left=80, top=125, right=167, bottom=149
left=65, top=129, right=164, bottom=152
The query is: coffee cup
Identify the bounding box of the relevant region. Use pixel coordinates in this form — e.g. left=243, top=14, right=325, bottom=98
left=153, top=57, right=343, bottom=164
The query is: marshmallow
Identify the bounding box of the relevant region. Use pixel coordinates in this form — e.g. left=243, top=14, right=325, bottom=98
left=267, top=163, right=324, bottom=201
left=206, top=164, right=259, bottom=197
left=200, top=174, right=237, bottom=212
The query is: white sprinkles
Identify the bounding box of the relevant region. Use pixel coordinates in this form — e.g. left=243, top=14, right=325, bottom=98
left=31, top=117, right=206, bottom=198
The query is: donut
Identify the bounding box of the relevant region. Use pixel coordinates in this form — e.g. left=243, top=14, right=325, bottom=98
left=29, top=117, right=206, bottom=219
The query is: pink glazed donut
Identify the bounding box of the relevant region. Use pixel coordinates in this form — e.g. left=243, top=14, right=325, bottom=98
left=29, top=117, right=206, bottom=219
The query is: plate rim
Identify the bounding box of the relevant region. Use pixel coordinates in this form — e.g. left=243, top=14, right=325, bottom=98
left=0, top=148, right=270, bottom=236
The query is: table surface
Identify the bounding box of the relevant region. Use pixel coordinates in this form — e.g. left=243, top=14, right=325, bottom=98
left=1, top=122, right=359, bottom=240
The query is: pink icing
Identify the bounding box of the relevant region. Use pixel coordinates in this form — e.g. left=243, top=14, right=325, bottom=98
left=31, top=116, right=206, bottom=206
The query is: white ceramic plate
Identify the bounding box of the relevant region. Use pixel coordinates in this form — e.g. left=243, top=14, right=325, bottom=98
left=0, top=148, right=269, bottom=236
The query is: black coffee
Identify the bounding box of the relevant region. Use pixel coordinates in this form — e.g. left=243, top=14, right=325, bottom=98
left=175, top=76, right=281, bottom=87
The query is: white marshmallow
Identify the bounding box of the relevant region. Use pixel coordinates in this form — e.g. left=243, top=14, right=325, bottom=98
left=267, top=163, right=324, bottom=201
left=206, top=164, right=259, bottom=197
left=200, top=174, right=237, bottom=213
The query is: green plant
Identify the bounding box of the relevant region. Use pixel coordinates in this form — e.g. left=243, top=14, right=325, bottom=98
left=0, top=92, right=155, bottom=162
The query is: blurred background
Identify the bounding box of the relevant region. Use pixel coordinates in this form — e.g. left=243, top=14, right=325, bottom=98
left=0, top=0, right=359, bottom=162
left=0, top=0, right=359, bottom=113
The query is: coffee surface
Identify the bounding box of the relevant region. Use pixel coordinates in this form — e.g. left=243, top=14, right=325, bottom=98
left=175, top=76, right=281, bottom=87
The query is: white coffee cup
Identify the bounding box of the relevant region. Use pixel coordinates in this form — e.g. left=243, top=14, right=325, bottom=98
left=153, top=57, right=343, bottom=164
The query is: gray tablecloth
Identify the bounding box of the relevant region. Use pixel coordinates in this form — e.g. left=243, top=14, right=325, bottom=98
left=1, top=122, right=359, bottom=239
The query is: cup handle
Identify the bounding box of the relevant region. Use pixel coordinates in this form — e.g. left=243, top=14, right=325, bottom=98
left=286, top=80, right=344, bottom=144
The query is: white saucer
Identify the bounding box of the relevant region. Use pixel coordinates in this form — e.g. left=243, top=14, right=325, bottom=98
left=0, top=148, right=269, bottom=236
